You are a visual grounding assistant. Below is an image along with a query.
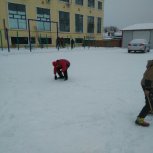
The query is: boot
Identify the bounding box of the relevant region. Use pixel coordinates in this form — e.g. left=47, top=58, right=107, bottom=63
left=64, top=71, right=68, bottom=80
left=148, top=110, right=153, bottom=115
left=58, top=71, right=64, bottom=79
left=59, top=75, right=64, bottom=79
left=135, top=117, right=150, bottom=127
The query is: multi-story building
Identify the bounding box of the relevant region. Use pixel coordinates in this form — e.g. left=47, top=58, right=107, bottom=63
left=0, top=0, right=104, bottom=48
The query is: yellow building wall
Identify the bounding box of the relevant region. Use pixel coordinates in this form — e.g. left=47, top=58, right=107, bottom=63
left=0, top=0, right=104, bottom=48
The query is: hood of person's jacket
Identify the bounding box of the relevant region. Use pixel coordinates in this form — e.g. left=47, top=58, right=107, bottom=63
left=146, top=60, right=153, bottom=68
left=52, top=61, right=57, bottom=66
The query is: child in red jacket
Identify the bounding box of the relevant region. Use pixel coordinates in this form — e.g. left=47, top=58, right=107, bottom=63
left=52, top=59, right=70, bottom=81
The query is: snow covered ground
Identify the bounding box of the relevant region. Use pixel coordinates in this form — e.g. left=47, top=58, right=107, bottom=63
left=0, top=47, right=153, bottom=153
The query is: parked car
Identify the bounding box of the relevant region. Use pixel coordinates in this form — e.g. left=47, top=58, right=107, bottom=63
left=128, top=39, right=150, bottom=53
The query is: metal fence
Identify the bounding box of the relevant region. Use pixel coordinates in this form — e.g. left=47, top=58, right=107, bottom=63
left=84, top=39, right=122, bottom=48
left=0, top=19, right=3, bottom=50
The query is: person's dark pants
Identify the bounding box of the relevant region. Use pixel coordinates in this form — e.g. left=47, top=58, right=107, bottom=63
left=57, top=70, right=64, bottom=78
left=71, top=44, right=74, bottom=49
left=64, top=71, right=68, bottom=80
left=138, top=86, right=153, bottom=118
left=64, top=63, right=70, bottom=80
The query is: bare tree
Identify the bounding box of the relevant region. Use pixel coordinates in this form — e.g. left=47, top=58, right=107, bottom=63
left=104, top=26, right=119, bottom=33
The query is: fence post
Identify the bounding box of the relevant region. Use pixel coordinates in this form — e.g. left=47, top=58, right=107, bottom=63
left=5, top=28, right=10, bottom=52
left=28, top=19, right=32, bottom=52
left=46, top=34, right=48, bottom=48
left=3, top=19, right=10, bottom=52
left=17, top=31, right=19, bottom=50
left=0, top=30, right=3, bottom=51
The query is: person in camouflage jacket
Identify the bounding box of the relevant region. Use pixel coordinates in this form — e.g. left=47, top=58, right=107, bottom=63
left=135, top=60, right=153, bottom=127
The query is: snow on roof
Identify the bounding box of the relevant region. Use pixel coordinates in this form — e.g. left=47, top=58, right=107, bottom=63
left=114, top=31, right=122, bottom=36
left=122, top=23, right=153, bottom=31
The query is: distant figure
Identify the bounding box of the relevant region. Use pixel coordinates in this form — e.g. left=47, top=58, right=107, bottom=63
left=135, top=60, right=153, bottom=127
left=56, top=37, right=60, bottom=50
left=71, top=39, right=75, bottom=49
left=52, top=59, right=70, bottom=81
left=60, top=37, right=65, bottom=48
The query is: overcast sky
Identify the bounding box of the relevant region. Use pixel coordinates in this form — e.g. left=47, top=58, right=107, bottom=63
left=104, top=0, right=153, bottom=29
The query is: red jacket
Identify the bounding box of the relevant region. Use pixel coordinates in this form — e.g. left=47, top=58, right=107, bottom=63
left=52, top=59, right=70, bottom=75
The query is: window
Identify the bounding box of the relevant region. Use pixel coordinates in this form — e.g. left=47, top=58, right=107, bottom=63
left=64, top=38, right=70, bottom=44
left=75, top=14, right=83, bottom=33
left=11, top=37, right=28, bottom=44
left=75, top=38, right=83, bottom=43
left=11, top=37, right=36, bottom=45
left=97, top=17, right=101, bottom=33
left=60, top=0, right=69, bottom=2
left=87, top=16, right=94, bottom=33
left=59, top=11, right=70, bottom=32
left=37, top=8, right=51, bottom=31
left=98, top=1, right=102, bottom=10
left=75, top=0, right=83, bottom=5
left=38, top=37, right=52, bottom=44
left=88, top=0, right=95, bottom=8
left=8, top=3, right=27, bottom=29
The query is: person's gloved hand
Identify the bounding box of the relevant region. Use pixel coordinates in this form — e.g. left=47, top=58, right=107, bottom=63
left=144, top=90, right=150, bottom=96
left=54, top=75, right=57, bottom=80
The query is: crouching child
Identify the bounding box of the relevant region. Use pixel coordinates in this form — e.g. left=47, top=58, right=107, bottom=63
left=52, top=59, right=70, bottom=81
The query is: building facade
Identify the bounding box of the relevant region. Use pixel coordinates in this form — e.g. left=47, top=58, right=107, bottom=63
left=0, top=0, right=104, bottom=48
